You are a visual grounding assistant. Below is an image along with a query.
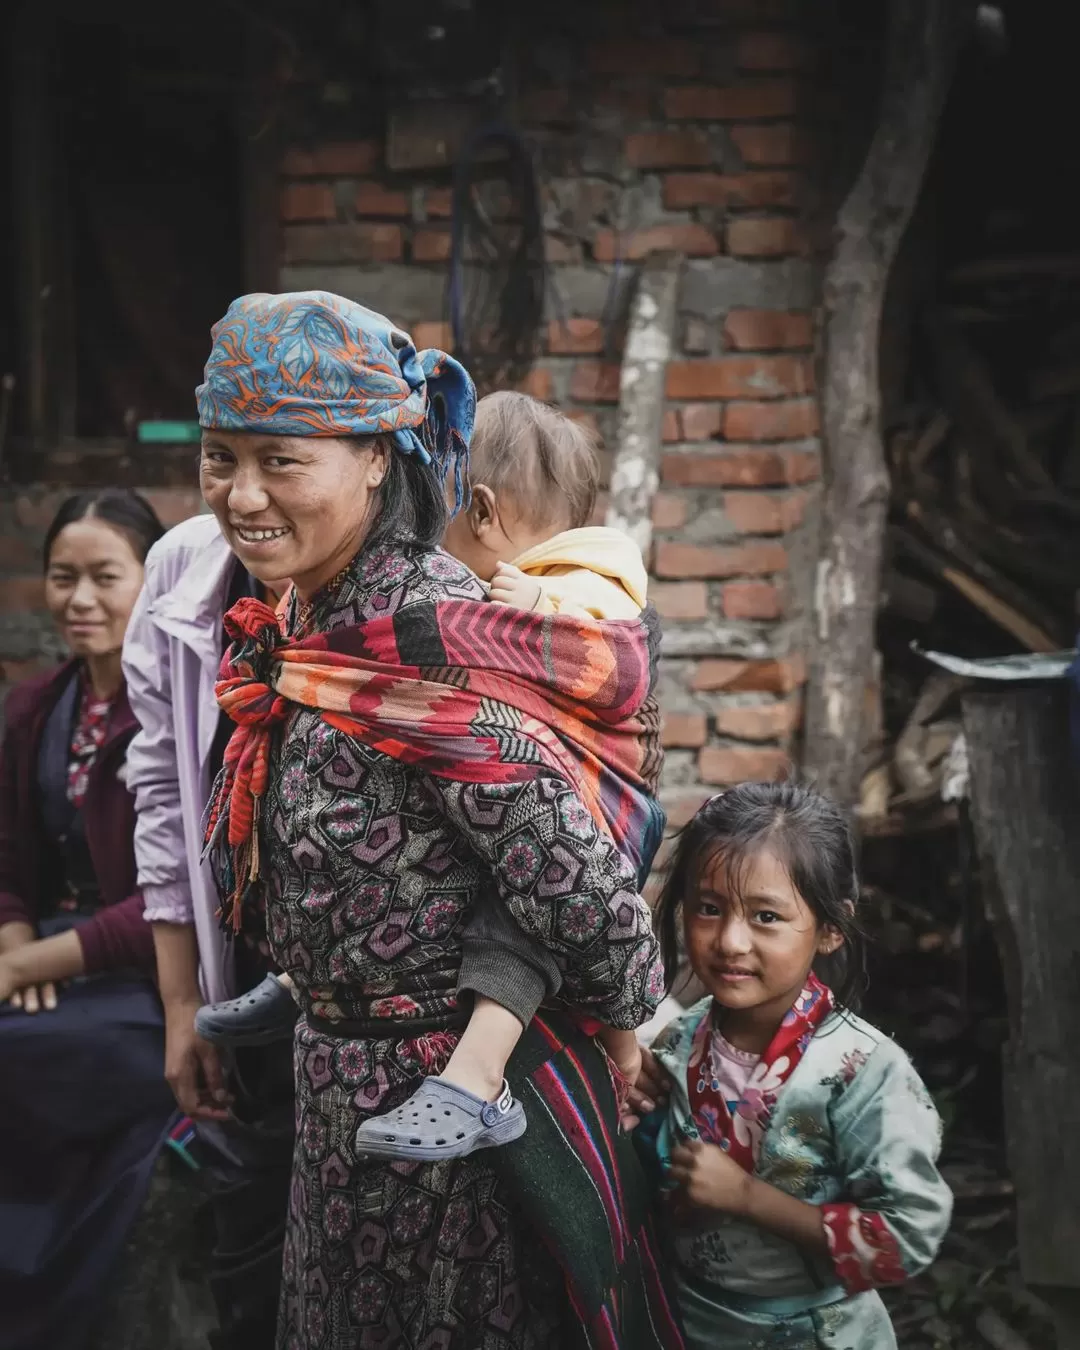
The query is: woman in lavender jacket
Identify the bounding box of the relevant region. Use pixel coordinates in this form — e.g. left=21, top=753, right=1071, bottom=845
left=121, top=511, right=293, bottom=1348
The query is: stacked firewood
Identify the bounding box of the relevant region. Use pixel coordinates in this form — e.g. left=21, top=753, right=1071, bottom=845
left=859, top=262, right=1080, bottom=829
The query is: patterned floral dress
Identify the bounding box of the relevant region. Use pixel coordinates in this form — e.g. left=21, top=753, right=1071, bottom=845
left=639, top=1000, right=953, bottom=1350
left=257, top=542, right=665, bottom=1350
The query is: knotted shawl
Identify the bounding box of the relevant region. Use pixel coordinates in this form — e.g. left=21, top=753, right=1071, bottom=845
left=205, top=594, right=666, bottom=931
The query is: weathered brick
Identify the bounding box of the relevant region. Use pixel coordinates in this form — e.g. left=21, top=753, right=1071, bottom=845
left=589, top=38, right=699, bottom=76
left=519, top=88, right=573, bottom=122
left=282, top=223, right=404, bottom=264
left=666, top=356, right=813, bottom=400
left=547, top=318, right=605, bottom=354
left=595, top=88, right=655, bottom=119
left=724, top=309, right=813, bottom=351
left=683, top=317, right=713, bottom=354
left=662, top=447, right=817, bottom=488
left=412, top=321, right=454, bottom=350
left=651, top=581, right=710, bottom=621
left=424, top=187, right=453, bottom=218
left=699, top=745, right=790, bottom=785
left=413, top=229, right=452, bottom=263
left=662, top=410, right=682, bottom=442
left=661, top=787, right=714, bottom=830
left=15, top=492, right=67, bottom=530
left=654, top=541, right=787, bottom=579
left=355, top=182, right=409, bottom=217
left=662, top=713, right=709, bottom=748
left=515, top=367, right=555, bottom=400
left=594, top=224, right=718, bottom=262
left=665, top=82, right=798, bottom=121
left=545, top=235, right=582, bottom=264
left=723, top=398, right=819, bottom=440
left=723, top=580, right=784, bottom=619
left=724, top=490, right=807, bottom=535
left=625, top=131, right=711, bottom=169
left=0, top=575, right=46, bottom=613
left=732, top=123, right=807, bottom=167
left=680, top=403, right=724, bottom=441
left=280, top=182, right=336, bottom=222
left=727, top=217, right=801, bottom=258
left=141, top=488, right=205, bottom=528
left=282, top=140, right=379, bottom=177
left=652, top=493, right=689, bottom=530
left=692, top=654, right=806, bottom=693
left=663, top=171, right=797, bottom=210
left=737, top=31, right=812, bottom=71
left=0, top=536, right=41, bottom=569
left=714, top=699, right=802, bottom=740
left=570, top=362, right=622, bottom=403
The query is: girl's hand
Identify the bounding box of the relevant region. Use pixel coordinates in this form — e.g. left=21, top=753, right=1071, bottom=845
left=670, top=1138, right=754, bottom=1215
left=621, top=1045, right=672, bottom=1129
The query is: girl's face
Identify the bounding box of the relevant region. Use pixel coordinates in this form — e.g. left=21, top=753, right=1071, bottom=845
left=199, top=430, right=388, bottom=598
left=45, top=518, right=145, bottom=658
left=684, top=844, right=841, bottom=1036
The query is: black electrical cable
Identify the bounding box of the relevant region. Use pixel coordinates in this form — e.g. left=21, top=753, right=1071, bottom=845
left=447, top=123, right=545, bottom=393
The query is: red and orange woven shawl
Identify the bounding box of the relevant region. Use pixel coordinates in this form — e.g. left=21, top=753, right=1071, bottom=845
left=205, top=595, right=665, bottom=930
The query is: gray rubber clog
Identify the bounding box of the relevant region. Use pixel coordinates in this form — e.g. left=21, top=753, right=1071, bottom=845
left=194, top=974, right=299, bottom=1047
left=355, top=1077, right=527, bottom=1162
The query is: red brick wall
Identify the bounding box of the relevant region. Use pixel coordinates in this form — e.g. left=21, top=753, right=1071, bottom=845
left=1, top=0, right=825, bottom=868
left=274, top=0, right=823, bottom=874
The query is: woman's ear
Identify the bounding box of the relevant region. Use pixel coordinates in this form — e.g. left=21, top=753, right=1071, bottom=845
left=468, top=484, right=499, bottom=540
left=367, top=439, right=389, bottom=489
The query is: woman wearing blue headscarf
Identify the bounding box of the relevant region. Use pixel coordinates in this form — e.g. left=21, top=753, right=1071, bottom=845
left=193, top=292, right=681, bottom=1349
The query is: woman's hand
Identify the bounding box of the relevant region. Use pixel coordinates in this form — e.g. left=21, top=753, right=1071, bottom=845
left=163, top=997, right=232, bottom=1121
left=669, top=1139, right=754, bottom=1216
left=0, top=957, right=58, bottom=1011
left=621, top=1045, right=672, bottom=1130
left=0, top=924, right=61, bottom=1013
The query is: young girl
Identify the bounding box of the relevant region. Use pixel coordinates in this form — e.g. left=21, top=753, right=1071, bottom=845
left=632, top=782, right=952, bottom=1349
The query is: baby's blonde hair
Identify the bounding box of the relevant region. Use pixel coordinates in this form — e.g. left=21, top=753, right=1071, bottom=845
left=469, top=391, right=600, bottom=532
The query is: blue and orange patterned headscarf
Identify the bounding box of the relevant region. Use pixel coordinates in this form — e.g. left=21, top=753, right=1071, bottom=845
left=196, top=290, right=474, bottom=507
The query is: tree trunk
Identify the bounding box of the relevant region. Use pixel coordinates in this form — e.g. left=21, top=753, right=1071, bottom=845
left=963, top=683, right=1080, bottom=1337
left=605, top=252, right=683, bottom=556
left=802, top=0, right=960, bottom=807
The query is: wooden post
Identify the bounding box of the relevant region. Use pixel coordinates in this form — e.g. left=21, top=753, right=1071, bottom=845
left=963, top=682, right=1080, bottom=1346
left=802, top=0, right=959, bottom=807
left=605, top=252, right=683, bottom=556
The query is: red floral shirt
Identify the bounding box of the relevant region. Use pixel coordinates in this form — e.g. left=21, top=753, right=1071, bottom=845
left=66, top=681, right=116, bottom=807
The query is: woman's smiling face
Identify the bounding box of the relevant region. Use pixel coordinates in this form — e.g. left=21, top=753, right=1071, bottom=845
left=199, top=430, right=388, bottom=598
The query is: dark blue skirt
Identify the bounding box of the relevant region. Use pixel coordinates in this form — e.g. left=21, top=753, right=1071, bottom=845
left=0, top=943, right=176, bottom=1350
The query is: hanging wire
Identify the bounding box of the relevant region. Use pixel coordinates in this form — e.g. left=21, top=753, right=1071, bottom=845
left=446, top=123, right=545, bottom=394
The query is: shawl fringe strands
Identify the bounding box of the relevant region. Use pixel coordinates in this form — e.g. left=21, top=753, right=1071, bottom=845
left=195, top=290, right=474, bottom=511
left=206, top=595, right=666, bottom=933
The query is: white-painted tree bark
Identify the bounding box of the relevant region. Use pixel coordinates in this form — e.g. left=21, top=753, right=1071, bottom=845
left=605, top=252, right=683, bottom=556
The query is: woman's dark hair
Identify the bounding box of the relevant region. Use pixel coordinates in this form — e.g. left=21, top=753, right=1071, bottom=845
left=42, top=489, right=165, bottom=568
left=654, top=780, right=867, bottom=1008
left=352, top=435, right=450, bottom=555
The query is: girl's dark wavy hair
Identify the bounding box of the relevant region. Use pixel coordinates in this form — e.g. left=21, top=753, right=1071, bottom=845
left=654, top=780, right=867, bottom=1009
